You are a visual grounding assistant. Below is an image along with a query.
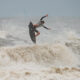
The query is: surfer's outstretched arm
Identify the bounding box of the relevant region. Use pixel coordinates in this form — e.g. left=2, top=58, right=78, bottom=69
left=40, top=14, right=48, bottom=21
left=42, top=25, right=50, bottom=30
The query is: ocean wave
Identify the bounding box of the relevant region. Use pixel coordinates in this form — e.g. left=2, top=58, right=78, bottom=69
left=0, top=43, right=79, bottom=67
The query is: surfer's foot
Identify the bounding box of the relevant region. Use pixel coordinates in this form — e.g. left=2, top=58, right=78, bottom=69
left=35, top=32, right=40, bottom=37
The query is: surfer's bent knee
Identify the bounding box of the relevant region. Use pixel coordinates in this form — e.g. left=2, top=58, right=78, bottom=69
left=35, top=32, right=40, bottom=37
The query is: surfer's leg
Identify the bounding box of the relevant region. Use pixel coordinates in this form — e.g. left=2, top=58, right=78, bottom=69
left=34, top=29, right=40, bottom=37
left=35, top=32, right=40, bottom=37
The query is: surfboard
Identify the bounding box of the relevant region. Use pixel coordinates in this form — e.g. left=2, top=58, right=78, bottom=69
left=28, top=22, right=36, bottom=43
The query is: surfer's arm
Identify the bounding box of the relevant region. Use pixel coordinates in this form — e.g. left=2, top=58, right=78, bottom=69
left=42, top=25, right=50, bottom=30
left=40, top=14, right=48, bottom=21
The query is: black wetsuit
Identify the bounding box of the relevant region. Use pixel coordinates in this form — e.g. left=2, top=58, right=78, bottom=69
left=34, top=16, right=49, bottom=33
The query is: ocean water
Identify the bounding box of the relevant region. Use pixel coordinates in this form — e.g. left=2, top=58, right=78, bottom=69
left=0, top=17, right=80, bottom=80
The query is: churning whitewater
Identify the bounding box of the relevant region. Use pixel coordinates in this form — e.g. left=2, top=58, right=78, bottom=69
left=0, top=17, right=80, bottom=80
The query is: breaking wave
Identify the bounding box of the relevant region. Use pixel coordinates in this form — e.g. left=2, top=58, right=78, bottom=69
left=0, top=17, right=80, bottom=80
left=0, top=43, right=79, bottom=67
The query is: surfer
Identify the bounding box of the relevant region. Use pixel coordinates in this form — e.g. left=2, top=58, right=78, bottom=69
left=33, top=14, right=51, bottom=37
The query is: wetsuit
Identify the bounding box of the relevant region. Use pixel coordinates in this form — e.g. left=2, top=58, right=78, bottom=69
left=34, top=16, right=49, bottom=33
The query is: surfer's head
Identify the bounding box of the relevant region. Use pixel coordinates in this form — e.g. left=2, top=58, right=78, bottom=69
left=41, top=21, right=45, bottom=23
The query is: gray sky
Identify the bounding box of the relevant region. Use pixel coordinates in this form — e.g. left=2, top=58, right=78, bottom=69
left=0, top=0, right=80, bottom=17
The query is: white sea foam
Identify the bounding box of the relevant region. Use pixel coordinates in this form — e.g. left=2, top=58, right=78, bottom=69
left=0, top=17, right=80, bottom=80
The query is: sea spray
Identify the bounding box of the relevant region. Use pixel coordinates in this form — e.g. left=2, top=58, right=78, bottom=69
left=0, top=17, right=80, bottom=80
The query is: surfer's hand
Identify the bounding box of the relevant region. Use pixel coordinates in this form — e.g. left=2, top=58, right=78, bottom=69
left=46, top=14, right=48, bottom=17
left=48, top=28, right=51, bottom=30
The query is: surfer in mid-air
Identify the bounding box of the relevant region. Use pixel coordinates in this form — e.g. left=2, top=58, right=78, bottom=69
left=33, top=14, right=51, bottom=37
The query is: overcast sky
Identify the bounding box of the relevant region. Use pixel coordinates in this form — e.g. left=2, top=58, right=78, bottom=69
left=0, top=0, right=80, bottom=18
